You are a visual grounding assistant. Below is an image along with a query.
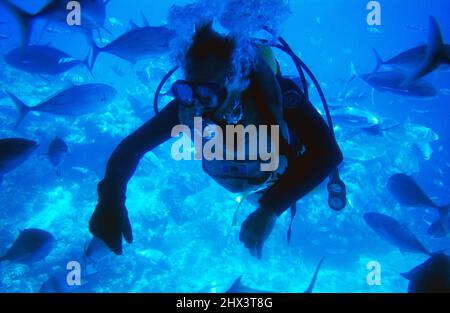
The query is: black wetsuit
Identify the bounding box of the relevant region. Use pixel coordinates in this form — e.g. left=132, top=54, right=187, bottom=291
left=96, top=72, right=343, bottom=218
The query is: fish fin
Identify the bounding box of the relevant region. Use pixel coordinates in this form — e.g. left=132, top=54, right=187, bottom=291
left=101, top=26, right=114, bottom=37
left=287, top=202, right=297, bottom=246
left=89, top=39, right=102, bottom=71
left=5, top=91, right=31, bottom=128
left=0, top=1, right=34, bottom=46
left=372, top=48, right=384, bottom=73
left=36, top=19, right=50, bottom=43
left=128, top=59, right=138, bottom=68
left=130, top=21, right=139, bottom=29
left=398, top=248, right=407, bottom=255
left=425, top=15, right=446, bottom=61
left=226, top=276, right=244, bottom=293
left=82, top=50, right=94, bottom=77
left=83, top=239, right=90, bottom=256
left=400, top=271, right=411, bottom=280
left=349, top=62, right=359, bottom=82
left=141, top=13, right=150, bottom=27
left=403, top=16, right=446, bottom=85
left=81, top=254, right=88, bottom=276
left=85, top=263, right=99, bottom=277
left=304, top=257, right=325, bottom=293
left=428, top=220, right=447, bottom=238
left=80, top=253, right=96, bottom=277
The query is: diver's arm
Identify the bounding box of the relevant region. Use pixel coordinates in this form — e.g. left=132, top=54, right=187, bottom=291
left=99, top=100, right=179, bottom=200
left=258, top=92, right=343, bottom=216
left=90, top=100, right=179, bottom=254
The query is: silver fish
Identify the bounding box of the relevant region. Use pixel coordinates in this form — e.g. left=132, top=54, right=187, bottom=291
left=359, top=71, right=437, bottom=99
left=4, top=45, right=90, bottom=75
left=0, top=229, right=55, bottom=265
left=47, top=137, right=69, bottom=177
left=0, top=0, right=110, bottom=46
left=364, top=212, right=431, bottom=255
left=91, top=24, right=176, bottom=68
left=6, top=83, right=117, bottom=127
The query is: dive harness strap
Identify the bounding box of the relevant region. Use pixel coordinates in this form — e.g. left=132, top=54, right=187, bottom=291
left=271, top=35, right=348, bottom=244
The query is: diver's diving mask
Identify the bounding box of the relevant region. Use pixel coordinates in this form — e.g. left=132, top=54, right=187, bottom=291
left=172, top=79, right=245, bottom=125
left=172, top=80, right=228, bottom=112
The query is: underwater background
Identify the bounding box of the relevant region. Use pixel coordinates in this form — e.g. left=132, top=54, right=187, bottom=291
left=0, top=0, right=449, bottom=293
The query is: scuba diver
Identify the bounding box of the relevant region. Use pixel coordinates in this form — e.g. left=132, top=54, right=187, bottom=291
left=89, top=23, right=344, bottom=258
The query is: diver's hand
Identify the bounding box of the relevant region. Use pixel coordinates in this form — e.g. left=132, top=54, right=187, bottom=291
left=89, top=181, right=133, bottom=255
left=89, top=201, right=132, bottom=255
left=239, top=206, right=277, bottom=259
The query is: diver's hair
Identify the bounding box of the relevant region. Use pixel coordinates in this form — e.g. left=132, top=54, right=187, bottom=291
left=186, top=22, right=236, bottom=68
left=184, top=22, right=254, bottom=91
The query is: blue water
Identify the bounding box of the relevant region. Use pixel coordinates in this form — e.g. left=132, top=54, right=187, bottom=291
left=0, top=0, right=449, bottom=293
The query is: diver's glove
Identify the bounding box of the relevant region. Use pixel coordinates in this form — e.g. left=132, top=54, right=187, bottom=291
left=239, top=206, right=277, bottom=259
left=89, top=180, right=133, bottom=255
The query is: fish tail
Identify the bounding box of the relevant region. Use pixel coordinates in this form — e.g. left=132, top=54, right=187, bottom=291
left=141, top=12, right=150, bottom=27
left=226, top=276, right=244, bottom=293
left=0, top=1, right=35, bottom=46
left=403, top=16, right=446, bottom=86
left=304, top=257, right=325, bottom=293
left=372, top=48, right=384, bottom=73
left=5, top=91, right=31, bottom=128
left=90, top=41, right=102, bottom=71
left=425, top=15, right=446, bottom=60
